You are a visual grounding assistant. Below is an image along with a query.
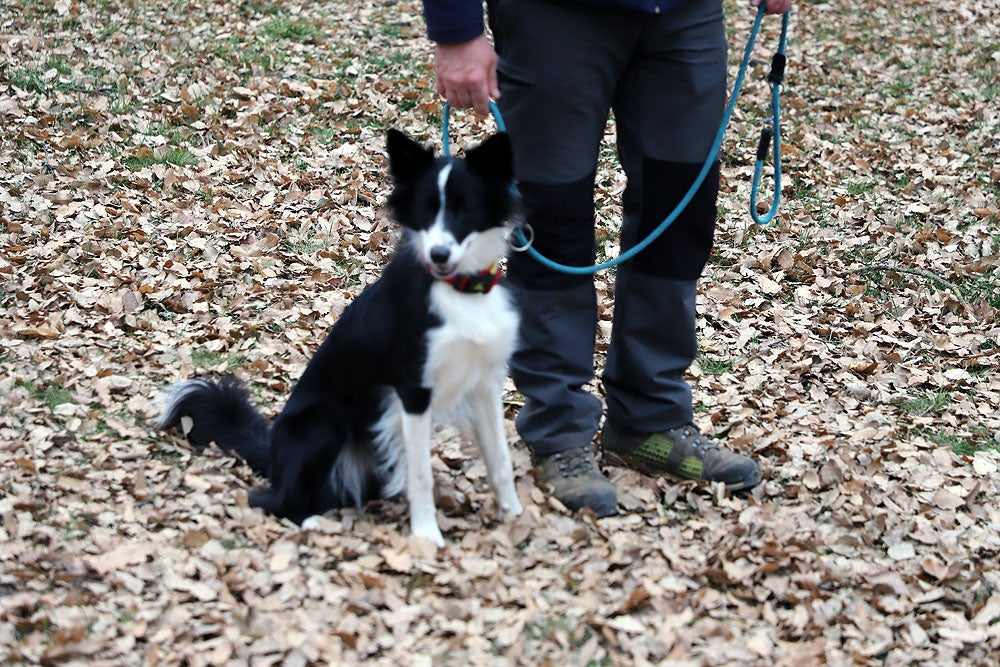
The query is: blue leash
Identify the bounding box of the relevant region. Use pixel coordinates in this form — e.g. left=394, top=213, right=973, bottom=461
left=750, top=8, right=790, bottom=226
left=441, top=5, right=789, bottom=275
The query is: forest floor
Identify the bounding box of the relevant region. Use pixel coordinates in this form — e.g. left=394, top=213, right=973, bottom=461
left=1, top=0, right=998, bottom=664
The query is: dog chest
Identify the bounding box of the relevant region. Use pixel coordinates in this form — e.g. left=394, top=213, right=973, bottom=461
left=429, top=283, right=517, bottom=355
left=423, top=283, right=518, bottom=403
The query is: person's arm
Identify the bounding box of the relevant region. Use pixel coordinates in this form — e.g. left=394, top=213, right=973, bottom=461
left=423, top=1, right=499, bottom=115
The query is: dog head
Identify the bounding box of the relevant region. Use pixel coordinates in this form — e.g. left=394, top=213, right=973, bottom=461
left=385, top=129, right=515, bottom=279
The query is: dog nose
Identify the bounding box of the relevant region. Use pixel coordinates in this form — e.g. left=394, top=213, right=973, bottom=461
left=429, top=245, right=451, bottom=265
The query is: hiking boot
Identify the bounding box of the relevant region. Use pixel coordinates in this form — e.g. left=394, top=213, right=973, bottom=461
left=600, top=421, right=761, bottom=491
left=536, top=447, right=619, bottom=517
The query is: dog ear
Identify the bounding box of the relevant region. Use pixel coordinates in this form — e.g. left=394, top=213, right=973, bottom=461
left=465, top=132, right=514, bottom=184
left=386, top=129, right=434, bottom=181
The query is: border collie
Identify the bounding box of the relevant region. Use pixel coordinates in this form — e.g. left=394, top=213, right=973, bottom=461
left=156, top=130, right=522, bottom=546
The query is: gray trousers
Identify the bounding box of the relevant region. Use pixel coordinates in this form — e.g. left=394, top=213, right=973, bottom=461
left=490, top=0, right=727, bottom=456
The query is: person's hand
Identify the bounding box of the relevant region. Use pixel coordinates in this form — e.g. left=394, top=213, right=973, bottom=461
left=750, top=0, right=791, bottom=14
left=434, top=34, right=499, bottom=116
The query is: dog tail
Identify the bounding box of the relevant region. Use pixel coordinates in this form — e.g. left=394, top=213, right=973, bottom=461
left=155, top=376, right=272, bottom=477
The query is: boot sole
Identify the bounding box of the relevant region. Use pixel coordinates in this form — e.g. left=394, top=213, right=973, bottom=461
left=562, top=493, right=619, bottom=518
left=602, top=450, right=761, bottom=493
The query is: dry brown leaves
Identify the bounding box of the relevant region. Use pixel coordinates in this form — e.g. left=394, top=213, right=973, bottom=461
left=1, top=0, right=998, bottom=664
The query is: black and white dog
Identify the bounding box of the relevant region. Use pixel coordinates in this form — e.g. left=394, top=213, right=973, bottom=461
left=156, top=130, right=522, bottom=546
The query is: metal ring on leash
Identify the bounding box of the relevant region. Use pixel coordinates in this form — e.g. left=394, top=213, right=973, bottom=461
left=508, top=223, right=534, bottom=252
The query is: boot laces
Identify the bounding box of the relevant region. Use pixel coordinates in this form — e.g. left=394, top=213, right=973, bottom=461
left=551, top=448, right=597, bottom=478
left=677, top=425, right=719, bottom=458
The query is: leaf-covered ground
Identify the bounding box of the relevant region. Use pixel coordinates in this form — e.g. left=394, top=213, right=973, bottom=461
left=2, top=0, right=998, bottom=664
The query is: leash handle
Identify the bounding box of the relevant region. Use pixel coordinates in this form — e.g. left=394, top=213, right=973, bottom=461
left=749, top=8, right=790, bottom=226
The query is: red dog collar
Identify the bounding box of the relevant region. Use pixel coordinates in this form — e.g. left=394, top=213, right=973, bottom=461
left=432, top=261, right=503, bottom=294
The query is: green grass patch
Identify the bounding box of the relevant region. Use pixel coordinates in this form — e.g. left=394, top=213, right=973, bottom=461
left=18, top=379, right=74, bottom=411
left=959, top=272, right=1000, bottom=309
left=918, top=428, right=1000, bottom=457
left=262, top=17, right=322, bottom=42
left=846, top=179, right=876, bottom=196
left=951, top=439, right=1000, bottom=457
left=700, top=356, right=734, bottom=376
left=207, top=36, right=284, bottom=74
left=6, top=67, right=54, bottom=94
left=124, top=149, right=199, bottom=170
left=41, top=385, right=74, bottom=411
left=190, top=348, right=247, bottom=371
left=901, top=390, right=949, bottom=415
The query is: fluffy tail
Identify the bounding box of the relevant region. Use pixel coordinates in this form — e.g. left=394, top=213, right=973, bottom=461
left=155, top=376, right=271, bottom=477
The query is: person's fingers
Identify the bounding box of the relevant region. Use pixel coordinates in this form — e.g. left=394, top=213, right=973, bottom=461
left=456, top=88, right=478, bottom=112
left=435, top=72, right=472, bottom=110
left=471, top=89, right=491, bottom=115
left=433, top=36, right=499, bottom=113
left=487, top=66, right=500, bottom=103
left=749, top=0, right=791, bottom=13
left=445, top=87, right=466, bottom=110
left=439, top=79, right=489, bottom=114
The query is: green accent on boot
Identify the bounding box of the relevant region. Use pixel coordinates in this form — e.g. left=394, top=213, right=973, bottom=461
left=600, top=421, right=761, bottom=491
left=628, top=435, right=703, bottom=480
left=629, top=433, right=674, bottom=469
left=676, top=456, right=704, bottom=480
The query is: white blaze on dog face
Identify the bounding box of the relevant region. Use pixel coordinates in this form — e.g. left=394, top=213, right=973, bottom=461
left=434, top=162, right=452, bottom=232
left=415, top=161, right=482, bottom=278
left=420, top=163, right=458, bottom=268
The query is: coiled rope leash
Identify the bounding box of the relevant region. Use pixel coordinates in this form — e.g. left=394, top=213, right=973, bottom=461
left=750, top=8, right=789, bottom=226
left=441, top=4, right=790, bottom=274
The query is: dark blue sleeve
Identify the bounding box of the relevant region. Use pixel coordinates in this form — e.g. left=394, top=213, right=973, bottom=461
left=422, top=0, right=485, bottom=43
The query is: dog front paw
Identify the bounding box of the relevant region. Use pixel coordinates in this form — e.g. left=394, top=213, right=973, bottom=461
left=497, top=490, right=523, bottom=520
left=410, top=519, right=445, bottom=548
left=301, top=515, right=330, bottom=531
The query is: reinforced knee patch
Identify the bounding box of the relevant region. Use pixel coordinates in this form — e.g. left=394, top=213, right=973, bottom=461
left=629, top=159, right=719, bottom=280
left=507, top=175, right=597, bottom=290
